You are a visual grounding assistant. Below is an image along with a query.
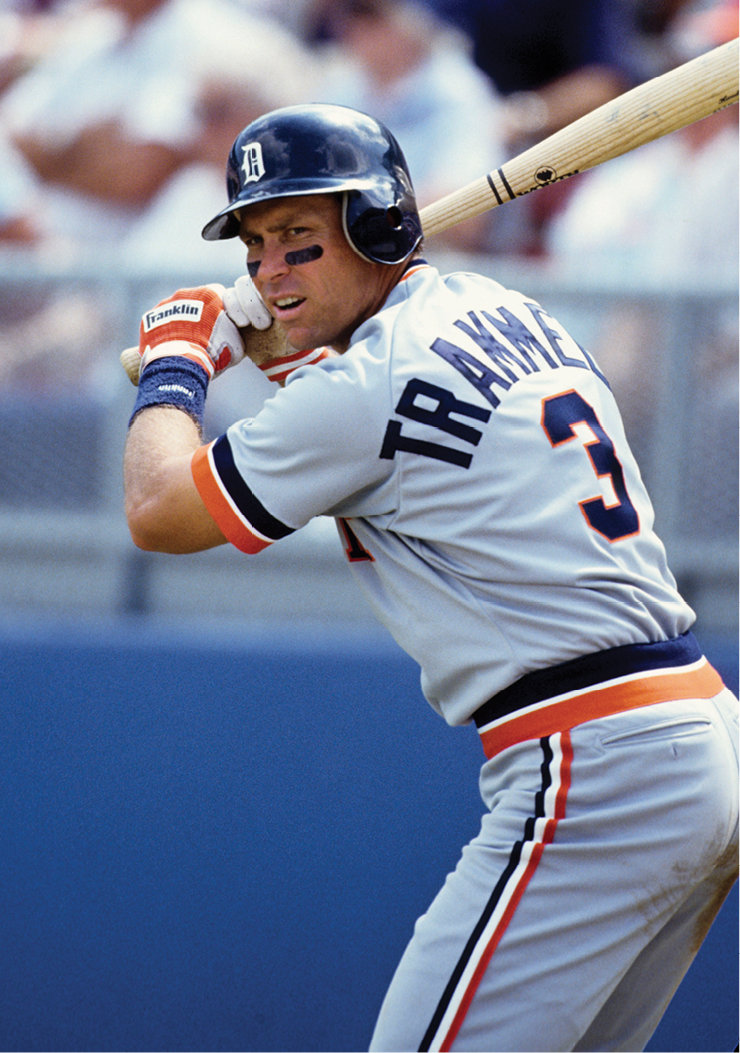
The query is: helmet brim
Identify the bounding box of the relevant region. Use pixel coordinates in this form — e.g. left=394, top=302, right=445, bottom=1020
left=201, top=177, right=384, bottom=242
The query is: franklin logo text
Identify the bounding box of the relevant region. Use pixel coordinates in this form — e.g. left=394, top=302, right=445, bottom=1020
left=143, top=300, right=204, bottom=331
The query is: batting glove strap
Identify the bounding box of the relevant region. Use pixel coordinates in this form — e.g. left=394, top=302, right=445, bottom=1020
left=128, top=356, right=209, bottom=429
left=140, top=340, right=216, bottom=380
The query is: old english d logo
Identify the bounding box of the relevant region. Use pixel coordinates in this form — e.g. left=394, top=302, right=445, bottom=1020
left=241, top=142, right=265, bottom=184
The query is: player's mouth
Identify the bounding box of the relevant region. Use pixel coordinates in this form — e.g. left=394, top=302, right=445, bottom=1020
left=272, top=295, right=306, bottom=318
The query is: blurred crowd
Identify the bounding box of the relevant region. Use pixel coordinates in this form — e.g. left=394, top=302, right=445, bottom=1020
left=0, top=0, right=736, bottom=391
left=0, top=0, right=736, bottom=262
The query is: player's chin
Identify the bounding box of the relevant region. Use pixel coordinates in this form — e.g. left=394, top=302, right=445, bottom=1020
left=282, top=324, right=325, bottom=353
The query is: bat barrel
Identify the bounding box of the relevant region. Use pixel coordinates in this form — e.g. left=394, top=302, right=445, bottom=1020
left=420, top=37, right=739, bottom=237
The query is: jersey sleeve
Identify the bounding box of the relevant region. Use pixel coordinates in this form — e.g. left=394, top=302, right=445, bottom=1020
left=192, top=437, right=296, bottom=553
left=191, top=352, right=396, bottom=553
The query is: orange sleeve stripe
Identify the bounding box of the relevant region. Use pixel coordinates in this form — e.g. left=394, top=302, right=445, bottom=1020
left=191, top=443, right=271, bottom=554
left=480, top=661, right=724, bottom=759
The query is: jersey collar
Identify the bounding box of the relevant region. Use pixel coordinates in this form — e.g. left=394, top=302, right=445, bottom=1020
left=399, top=257, right=430, bottom=283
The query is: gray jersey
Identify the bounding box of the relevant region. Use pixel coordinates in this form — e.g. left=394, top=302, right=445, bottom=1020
left=192, top=263, right=693, bottom=725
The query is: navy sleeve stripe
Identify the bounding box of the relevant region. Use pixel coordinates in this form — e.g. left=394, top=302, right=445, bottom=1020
left=211, top=435, right=295, bottom=541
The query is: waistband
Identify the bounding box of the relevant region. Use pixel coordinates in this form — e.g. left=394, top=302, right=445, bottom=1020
left=474, top=632, right=724, bottom=759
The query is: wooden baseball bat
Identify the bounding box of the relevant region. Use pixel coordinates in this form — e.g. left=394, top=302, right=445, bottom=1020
left=419, top=37, right=739, bottom=236
left=122, top=40, right=737, bottom=384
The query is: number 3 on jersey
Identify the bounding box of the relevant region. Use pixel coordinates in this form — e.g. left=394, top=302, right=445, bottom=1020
left=542, top=391, right=639, bottom=542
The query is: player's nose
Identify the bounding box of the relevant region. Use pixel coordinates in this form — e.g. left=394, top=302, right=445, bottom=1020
left=251, top=241, right=291, bottom=284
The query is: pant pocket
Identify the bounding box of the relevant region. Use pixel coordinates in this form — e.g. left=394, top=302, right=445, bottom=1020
left=599, top=715, right=712, bottom=749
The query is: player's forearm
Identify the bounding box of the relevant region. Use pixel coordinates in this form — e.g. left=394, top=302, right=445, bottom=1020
left=14, top=125, right=183, bottom=206
left=124, top=406, right=225, bottom=554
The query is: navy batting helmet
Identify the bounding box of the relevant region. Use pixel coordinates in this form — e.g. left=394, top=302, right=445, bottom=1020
left=201, top=103, right=422, bottom=265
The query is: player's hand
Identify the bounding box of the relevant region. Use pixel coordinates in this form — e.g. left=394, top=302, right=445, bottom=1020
left=223, top=274, right=298, bottom=371
left=222, top=274, right=272, bottom=332
left=127, top=285, right=247, bottom=385
left=222, top=273, right=292, bottom=370
left=221, top=273, right=340, bottom=385
left=120, top=278, right=338, bottom=386
left=222, top=273, right=302, bottom=379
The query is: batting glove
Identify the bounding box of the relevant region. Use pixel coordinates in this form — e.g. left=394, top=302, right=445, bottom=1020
left=122, top=280, right=273, bottom=386
left=135, top=283, right=259, bottom=383
left=222, top=274, right=272, bottom=332
left=222, top=274, right=338, bottom=384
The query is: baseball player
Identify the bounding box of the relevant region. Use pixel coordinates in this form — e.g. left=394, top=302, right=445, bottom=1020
left=123, top=104, right=738, bottom=1052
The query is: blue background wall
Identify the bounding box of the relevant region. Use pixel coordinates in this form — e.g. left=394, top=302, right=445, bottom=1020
left=0, top=619, right=737, bottom=1053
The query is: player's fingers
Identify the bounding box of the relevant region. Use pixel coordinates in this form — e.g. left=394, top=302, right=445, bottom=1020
left=227, top=275, right=272, bottom=330
left=221, top=285, right=250, bottom=328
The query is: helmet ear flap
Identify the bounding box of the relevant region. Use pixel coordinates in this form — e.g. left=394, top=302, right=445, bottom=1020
left=343, top=190, right=422, bottom=264
left=386, top=206, right=404, bottom=230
